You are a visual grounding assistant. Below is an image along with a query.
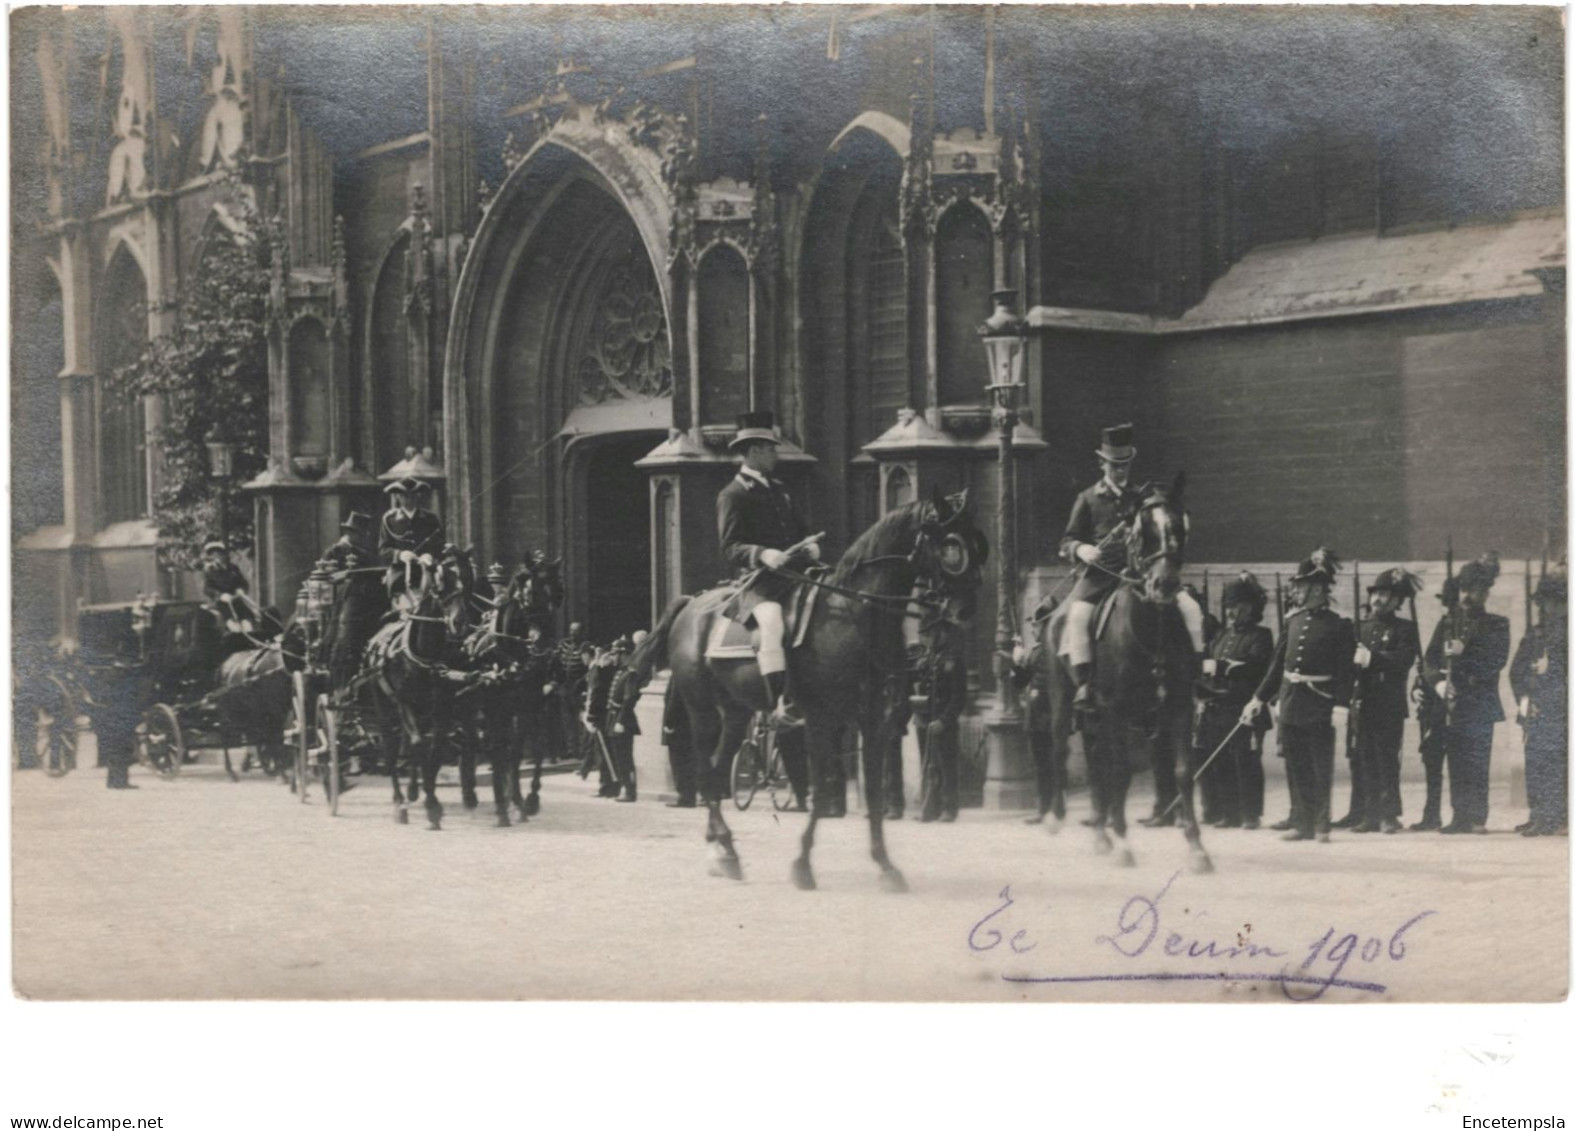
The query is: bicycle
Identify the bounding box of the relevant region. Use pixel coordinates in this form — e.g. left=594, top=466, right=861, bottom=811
left=730, top=711, right=797, bottom=811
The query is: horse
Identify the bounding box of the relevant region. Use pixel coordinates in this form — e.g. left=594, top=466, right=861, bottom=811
left=632, top=490, right=987, bottom=891
left=213, top=618, right=307, bottom=782
left=362, top=558, right=453, bottom=829
left=454, top=570, right=549, bottom=826
left=1039, top=473, right=1212, bottom=872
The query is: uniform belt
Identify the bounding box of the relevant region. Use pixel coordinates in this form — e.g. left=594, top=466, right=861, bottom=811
left=1285, top=671, right=1334, bottom=699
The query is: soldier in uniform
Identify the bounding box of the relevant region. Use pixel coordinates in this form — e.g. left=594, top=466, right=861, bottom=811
left=1422, top=554, right=1511, bottom=834
left=603, top=633, right=647, bottom=803
left=1511, top=563, right=1568, bottom=837
left=1345, top=568, right=1422, bottom=833
left=717, top=410, right=820, bottom=725
left=1014, top=597, right=1061, bottom=825
left=1060, top=424, right=1206, bottom=714
left=557, top=621, right=590, bottom=768
left=1410, top=576, right=1458, bottom=830
left=1194, top=572, right=1275, bottom=829
left=1243, top=548, right=1355, bottom=843
left=582, top=641, right=622, bottom=798
left=202, top=541, right=260, bottom=634
left=378, top=476, right=443, bottom=604
left=916, top=617, right=968, bottom=823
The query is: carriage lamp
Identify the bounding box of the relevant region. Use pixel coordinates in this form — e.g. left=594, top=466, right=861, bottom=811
left=306, top=560, right=335, bottom=624
left=204, top=426, right=235, bottom=479
left=979, top=288, right=1027, bottom=414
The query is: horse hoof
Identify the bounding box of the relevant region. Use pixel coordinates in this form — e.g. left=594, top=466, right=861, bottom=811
left=1093, top=831, right=1112, bottom=855
left=395, top=809, right=409, bottom=825
left=524, top=793, right=541, bottom=817
left=790, top=860, right=817, bottom=891
left=879, top=869, right=909, bottom=894
left=495, top=814, right=512, bottom=829
left=1189, top=852, right=1214, bottom=875
left=707, top=855, right=744, bottom=881
left=463, top=793, right=479, bottom=811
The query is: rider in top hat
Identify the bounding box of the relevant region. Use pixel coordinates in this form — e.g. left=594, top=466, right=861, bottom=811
left=1511, top=561, right=1568, bottom=837
left=1421, top=553, right=1510, bottom=834
left=718, top=410, right=819, bottom=726
left=202, top=540, right=259, bottom=635
left=379, top=477, right=443, bottom=601
left=1341, top=566, right=1422, bottom=834
left=1059, top=424, right=1206, bottom=712
left=1243, top=547, right=1356, bottom=842
left=323, top=511, right=385, bottom=690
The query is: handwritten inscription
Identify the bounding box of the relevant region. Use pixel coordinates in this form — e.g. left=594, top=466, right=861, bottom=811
left=969, top=877, right=1435, bottom=1001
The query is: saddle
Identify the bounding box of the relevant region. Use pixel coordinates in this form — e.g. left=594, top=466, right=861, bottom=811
left=704, top=573, right=822, bottom=662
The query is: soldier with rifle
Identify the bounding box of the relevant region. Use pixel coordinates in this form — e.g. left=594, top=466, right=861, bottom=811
left=1510, top=560, right=1567, bottom=837
left=1344, top=567, right=1422, bottom=833
left=1266, top=572, right=1303, bottom=832
left=1421, top=553, right=1510, bottom=834
left=581, top=640, right=623, bottom=798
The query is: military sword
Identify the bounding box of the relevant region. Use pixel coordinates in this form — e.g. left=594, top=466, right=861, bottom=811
left=1159, top=718, right=1249, bottom=819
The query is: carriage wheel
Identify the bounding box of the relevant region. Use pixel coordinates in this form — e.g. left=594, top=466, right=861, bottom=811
left=731, top=735, right=763, bottom=811
left=318, top=694, right=343, bottom=817
left=289, top=671, right=311, bottom=803
left=138, top=704, right=185, bottom=779
left=41, top=675, right=78, bottom=777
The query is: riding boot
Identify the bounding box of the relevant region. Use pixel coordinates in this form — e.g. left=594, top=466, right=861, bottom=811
left=1410, top=758, right=1443, bottom=831
left=765, top=670, right=802, bottom=729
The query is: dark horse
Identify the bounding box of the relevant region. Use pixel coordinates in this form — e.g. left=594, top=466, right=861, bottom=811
left=632, top=492, right=986, bottom=891
left=213, top=619, right=306, bottom=782
left=1040, top=473, right=1212, bottom=872
left=456, top=573, right=547, bottom=826
left=364, top=560, right=452, bottom=829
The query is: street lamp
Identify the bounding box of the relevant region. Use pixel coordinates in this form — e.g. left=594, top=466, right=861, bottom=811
left=205, top=426, right=235, bottom=549
left=978, top=288, right=1031, bottom=808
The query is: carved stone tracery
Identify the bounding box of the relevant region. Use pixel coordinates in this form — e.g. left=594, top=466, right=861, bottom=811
left=574, top=260, right=673, bottom=405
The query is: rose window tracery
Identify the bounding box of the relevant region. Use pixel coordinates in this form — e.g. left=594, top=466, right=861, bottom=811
left=575, top=263, right=672, bottom=404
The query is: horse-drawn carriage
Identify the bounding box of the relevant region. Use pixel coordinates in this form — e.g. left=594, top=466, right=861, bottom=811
left=127, top=595, right=300, bottom=781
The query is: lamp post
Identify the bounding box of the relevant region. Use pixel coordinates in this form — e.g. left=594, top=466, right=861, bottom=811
left=979, top=288, right=1033, bottom=808
left=205, top=426, right=235, bottom=550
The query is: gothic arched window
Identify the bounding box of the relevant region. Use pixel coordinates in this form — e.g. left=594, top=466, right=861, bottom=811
left=697, top=244, right=751, bottom=425
left=96, top=247, right=149, bottom=524
left=934, top=204, right=994, bottom=406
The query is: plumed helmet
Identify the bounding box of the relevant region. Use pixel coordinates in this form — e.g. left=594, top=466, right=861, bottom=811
left=1291, top=546, right=1341, bottom=585
left=1222, top=570, right=1268, bottom=614
left=1368, top=567, right=1422, bottom=600
left=1457, top=551, right=1501, bottom=593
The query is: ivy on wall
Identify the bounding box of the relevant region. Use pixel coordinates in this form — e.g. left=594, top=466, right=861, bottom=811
left=109, top=175, right=273, bottom=574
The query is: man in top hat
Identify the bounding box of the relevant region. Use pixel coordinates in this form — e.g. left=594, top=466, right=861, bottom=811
left=1511, top=562, right=1568, bottom=837
left=1195, top=572, right=1276, bottom=829
left=1242, top=548, right=1356, bottom=842
left=1343, top=567, right=1422, bottom=833
left=718, top=410, right=819, bottom=726
left=202, top=540, right=259, bottom=635
left=379, top=477, right=443, bottom=602
left=1422, top=554, right=1510, bottom=833
left=1059, top=424, right=1206, bottom=713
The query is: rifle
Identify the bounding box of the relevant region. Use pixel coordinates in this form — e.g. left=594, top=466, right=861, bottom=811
left=1349, top=562, right=1363, bottom=756
left=1274, top=572, right=1286, bottom=636
left=1525, top=558, right=1535, bottom=638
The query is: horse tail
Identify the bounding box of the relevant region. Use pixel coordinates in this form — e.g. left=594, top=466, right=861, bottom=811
left=631, top=595, right=692, bottom=676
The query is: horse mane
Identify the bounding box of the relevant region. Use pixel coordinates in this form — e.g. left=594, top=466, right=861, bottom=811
left=832, top=501, right=923, bottom=585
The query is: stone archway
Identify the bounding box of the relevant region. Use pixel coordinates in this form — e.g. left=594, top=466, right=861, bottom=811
left=445, top=128, right=675, bottom=628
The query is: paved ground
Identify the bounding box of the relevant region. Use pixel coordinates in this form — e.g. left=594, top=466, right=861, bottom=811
left=11, top=755, right=1568, bottom=1003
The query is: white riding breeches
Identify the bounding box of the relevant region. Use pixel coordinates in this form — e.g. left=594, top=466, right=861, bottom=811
left=754, top=600, right=787, bottom=675
left=1063, top=590, right=1206, bottom=668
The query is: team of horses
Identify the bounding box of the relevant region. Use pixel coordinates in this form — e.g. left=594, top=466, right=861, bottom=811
left=205, top=474, right=1214, bottom=886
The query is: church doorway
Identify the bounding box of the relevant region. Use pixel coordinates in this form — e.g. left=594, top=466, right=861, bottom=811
left=568, top=431, right=664, bottom=643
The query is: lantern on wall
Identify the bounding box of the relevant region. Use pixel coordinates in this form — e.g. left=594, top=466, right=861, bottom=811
left=979, top=288, right=1027, bottom=410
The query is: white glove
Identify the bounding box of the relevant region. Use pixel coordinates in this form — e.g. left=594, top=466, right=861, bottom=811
left=1534, top=656, right=1550, bottom=676
left=805, top=542, right=821, bottom=562
left=614, top=723, right=626, bottom=736
left=1075, top=543, right=1101, bottom=567
left=1201, top=658, right=1217, bottom=676
left=759, top=548, right=789, bottom=570
left=1240, top=698, right=1263, bottom=727
left=419, top=554, right=435, bottom=567
left=1437, top=681, right=1454, bottom=701
left=1444, top=639, right=1465, bottom=658
left=1354, top=645, right=1371, bottom=668
left=399, top=550, right=416, bottom=563
left=1333, top=705, right=1349, bottom=724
